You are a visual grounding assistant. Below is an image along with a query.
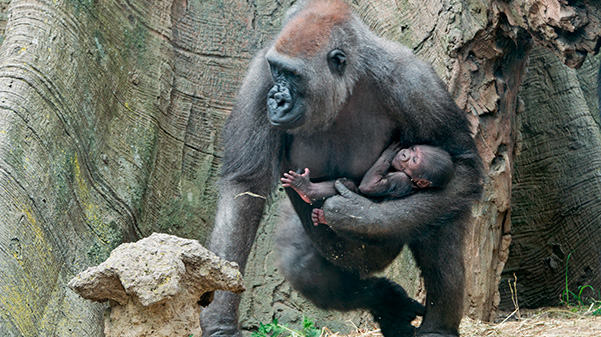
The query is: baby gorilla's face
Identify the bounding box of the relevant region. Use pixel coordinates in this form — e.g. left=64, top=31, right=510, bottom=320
left=391, top=146, right=425, bottom=179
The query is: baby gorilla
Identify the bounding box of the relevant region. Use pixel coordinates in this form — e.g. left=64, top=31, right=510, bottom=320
left=281, top=143, right=454, bottom=225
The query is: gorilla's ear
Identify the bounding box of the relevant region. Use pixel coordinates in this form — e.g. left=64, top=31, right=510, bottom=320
left=327, top=49, right=346, bottom=75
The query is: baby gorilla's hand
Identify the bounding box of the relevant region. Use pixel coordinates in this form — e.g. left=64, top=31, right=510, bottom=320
left=382, top=141, right=403, bottom=161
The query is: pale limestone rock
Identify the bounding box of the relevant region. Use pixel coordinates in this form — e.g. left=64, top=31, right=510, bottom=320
left=68, top=233, right=245, bottom=337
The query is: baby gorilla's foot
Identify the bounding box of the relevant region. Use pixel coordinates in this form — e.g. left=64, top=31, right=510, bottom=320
left=311, top=208, right=327, bottom=225
left=281, top=168, right=313, bottom=204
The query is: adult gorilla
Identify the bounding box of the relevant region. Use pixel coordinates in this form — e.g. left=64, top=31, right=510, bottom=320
left=201, top=1, right=483, bottom=336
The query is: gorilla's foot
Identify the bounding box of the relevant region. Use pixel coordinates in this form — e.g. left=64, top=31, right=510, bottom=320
left=373, top=314, right=416, bottom=337
left=369, top=278, right=425, bottom=337
left=200, top=328, right=243, bottom=337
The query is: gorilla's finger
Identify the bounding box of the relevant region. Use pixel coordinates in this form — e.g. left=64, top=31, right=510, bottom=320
left=334, top=179, right=353, bottom=197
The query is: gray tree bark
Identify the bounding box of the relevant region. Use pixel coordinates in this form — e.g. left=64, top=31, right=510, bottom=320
left=0, top=0, right=599, bottom=336
left=499, top=47, right=601, bottom=309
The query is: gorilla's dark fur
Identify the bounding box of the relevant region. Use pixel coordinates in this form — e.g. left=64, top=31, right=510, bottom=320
left=201, top=1, right=484, bottom=336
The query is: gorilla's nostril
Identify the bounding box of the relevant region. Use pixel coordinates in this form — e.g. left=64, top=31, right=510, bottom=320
left=272, top=87, right=293, bottom=110
left=275, top=93, right=287, bottom=106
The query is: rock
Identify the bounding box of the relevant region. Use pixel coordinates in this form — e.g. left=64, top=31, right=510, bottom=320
left=68, top=233, right=245, bottom=337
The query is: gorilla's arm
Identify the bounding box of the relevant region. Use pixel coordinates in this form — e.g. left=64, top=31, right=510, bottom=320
left=201, top=50, right=281, bottom=337
left=208, top=49, right=279, bottom=263
left=323, top=159, right=481, bottom=241
left=324, top=51, right=483, bottom=242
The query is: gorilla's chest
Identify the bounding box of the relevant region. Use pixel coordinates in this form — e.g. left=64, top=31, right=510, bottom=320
left=285, top=117, right=395, bottom=183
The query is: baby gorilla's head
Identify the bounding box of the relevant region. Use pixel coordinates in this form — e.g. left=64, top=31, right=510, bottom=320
left=392, top=145, right=454, bottom=189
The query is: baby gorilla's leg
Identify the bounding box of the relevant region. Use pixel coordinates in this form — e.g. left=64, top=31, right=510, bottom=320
left=311, top=208, right=327, bottom=225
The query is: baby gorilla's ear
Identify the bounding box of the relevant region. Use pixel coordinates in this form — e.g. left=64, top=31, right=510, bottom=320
left=414, top=178, right=432, bottom=189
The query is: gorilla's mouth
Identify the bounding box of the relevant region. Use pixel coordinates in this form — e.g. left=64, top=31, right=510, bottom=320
left=267, top=84, right=305, bottom=128
left=268, top=105, right=305, bottom=128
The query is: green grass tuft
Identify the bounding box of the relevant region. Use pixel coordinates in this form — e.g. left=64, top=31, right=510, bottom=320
left=560, top=251, right=601, bottom=314
left=252, top=317, right=322, bottom=337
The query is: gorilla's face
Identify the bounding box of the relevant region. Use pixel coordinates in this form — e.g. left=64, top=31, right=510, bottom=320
left=266, top=53, right=307, bottom=129
left=265, top=47, right=351, bottom=134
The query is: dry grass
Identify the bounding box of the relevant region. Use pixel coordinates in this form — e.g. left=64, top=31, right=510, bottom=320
left=320, top=308, right=601, bottom=337
left=460, top=308, right=601, bottom=337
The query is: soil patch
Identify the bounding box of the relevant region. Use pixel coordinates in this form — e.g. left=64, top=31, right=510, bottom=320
left=322, top=308, right=601, bottom=337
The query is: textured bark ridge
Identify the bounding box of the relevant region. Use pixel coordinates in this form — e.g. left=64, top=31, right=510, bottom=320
left=438, top=0, right=601, bottom=319
left=68, top=233, right=245, bottom=337
left=492, top=0, right=601, bottom=310
left=497, top=0, right=600, bottom=68
left=499, top=47, right=601, bottom=309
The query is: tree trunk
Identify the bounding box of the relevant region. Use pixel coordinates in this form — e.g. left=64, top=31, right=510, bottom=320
left=499, top=47, right=601, bottom=309
left=0, top=0, right=599, bottom=336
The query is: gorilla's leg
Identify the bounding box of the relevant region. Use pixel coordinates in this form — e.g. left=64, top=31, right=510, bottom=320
left=276, top=214, right=424, bottom=337
left=409, top=217, right=468, bottom=337
left=369, top=279, right=426, bottom=337
left=200, top=291, right=243, bottom=337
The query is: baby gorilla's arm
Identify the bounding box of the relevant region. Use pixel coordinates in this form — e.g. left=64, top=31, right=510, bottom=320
left=359, top=143, right=401, bottom=196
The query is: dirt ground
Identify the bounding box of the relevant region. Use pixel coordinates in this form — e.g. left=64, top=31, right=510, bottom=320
left=459, top=308, right=601, bottom=337
left=324, top=308, right=601, bottom=337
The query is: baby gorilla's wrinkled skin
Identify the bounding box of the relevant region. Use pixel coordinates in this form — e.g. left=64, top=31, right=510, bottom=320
left=282, top=143, right=454, bottom=225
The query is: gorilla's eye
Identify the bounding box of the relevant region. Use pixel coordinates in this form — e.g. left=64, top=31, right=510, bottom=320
left=327, top=49, right=346, bottom=76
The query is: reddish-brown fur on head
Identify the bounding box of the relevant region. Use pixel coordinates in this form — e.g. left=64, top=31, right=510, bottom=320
left=275, top=0, right=352, bottom=57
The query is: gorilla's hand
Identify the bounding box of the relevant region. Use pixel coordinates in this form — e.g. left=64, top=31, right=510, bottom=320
left=322, top=180, right=380, bottom=237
